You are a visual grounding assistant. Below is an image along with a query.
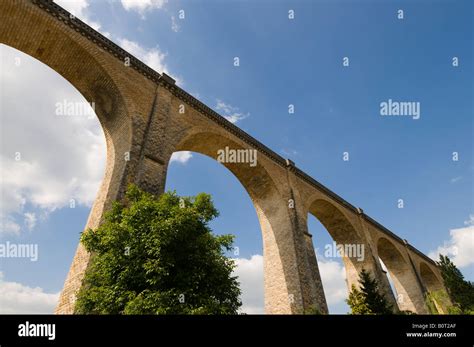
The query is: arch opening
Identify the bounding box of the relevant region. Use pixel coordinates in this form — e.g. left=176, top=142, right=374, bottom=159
left=0, top=43, right=113, bottom=313
left=307, top=214, right=348, bottom=313
left=309, top=200, right=366, bottom=281
left=307, top=199, right=369, bottom=314
left=377, top=237, right=425, bottom=313
left=378, top=257, right=399, bottom=306
left=164, top=130, right=303, bottom=314
left=165, top=151, right=265, bottom=314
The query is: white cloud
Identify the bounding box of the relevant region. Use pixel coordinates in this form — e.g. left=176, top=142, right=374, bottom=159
left=54, top=0, right=109, bottom=36
left=121, top=0, right=168, bottom=17
left=464, top=214, right=474, bottom=226
left=118, top=38, right=166, bottom=72
left=0, top=219, right=21, bottom=236
left=215, top=100, right=249, bottom=124
left=233, top=255, right=264, bottom=314
left=450, top=176, right=462, bottom=183
left=281, top=148, right=298, bottom=157
left=1, top=30, right=180, bottom=235
left=170, top=151, right=193, bottom=164
left=56, top=1, right=178, bottom=78
left=23, top=212, right=37, bottom=231
left=0, top=272, right=59, bottom=314
left=54, top=0, right=90, bottom=19
left=0, top=45, right=106, bottom=235
left=171, top=15, right=180, bottom=32
left=429, top=223, right=474, bottom=268
left=54, top=0, right=180, bottom=80
left=233, top=254, right=348, bottom=314
left=189, top=91, right=200, bottom=99
left=117, top=38, right=181, bottom=84
left=215, top=100, right=235, bottom=114
left=318, top=257, right=348, bottom=307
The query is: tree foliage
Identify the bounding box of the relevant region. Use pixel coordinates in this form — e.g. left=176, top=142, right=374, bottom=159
left=438, top=255, right=474, bottom=314
left=347, top=268, right=393, bottom=315
left=74, top=185, right=241, bottom=314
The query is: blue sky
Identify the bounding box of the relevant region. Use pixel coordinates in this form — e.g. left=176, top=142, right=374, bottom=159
left=0, top=0, right=472, bottom=314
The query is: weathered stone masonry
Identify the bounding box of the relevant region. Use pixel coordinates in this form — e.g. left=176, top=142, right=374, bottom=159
left=0, top=0, right=450, bottom=314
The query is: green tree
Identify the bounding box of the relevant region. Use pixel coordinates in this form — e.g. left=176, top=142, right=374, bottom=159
left=347, top=268, right=393, bottom=315
left=74, top=185, right=241, bottom=314
left=438, top=255, right=474, bottom=314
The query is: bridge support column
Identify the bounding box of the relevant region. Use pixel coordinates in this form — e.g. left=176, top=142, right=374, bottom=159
left=55, top=131, right=136, bottom=314
left=55, top=89, right=170, bottom=313
left=257, top=193, right=328, bottom=314
left=278, top=161, right=328, bottom=314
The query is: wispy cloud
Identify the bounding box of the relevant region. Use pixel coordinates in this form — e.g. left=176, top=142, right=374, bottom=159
left=450, top=176, right=462, bottom=183
left=24, top=213, right=37, bottom=231
left=215, top=100, right=249, bottom=124
left=120, top=0, right=168, bottom=18
left=171, top=15, right=180, bottom=32
left=464, top=214, right=474, bottom=226
left=0, top=219, right=21, bottom=236
left=118, top=38, right=166, bottom=73
left=281, top=148, right=299, bottom=157
left=54, top=0, right=110, bottom=37
left=118, top=38, right=182, bottom=85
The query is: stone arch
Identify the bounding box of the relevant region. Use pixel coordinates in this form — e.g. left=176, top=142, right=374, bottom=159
left=0, top=1, right=135, bottom=313
left=420, top=262, right=448, bottom=313
left=307, top=198, right=368, bottom=292
left=305, top=198, right=403, bottom=313
left=0, top=15, right=134, bottom=200
left=377, top=237, right=426, bottom=313
left=172, top=131, right=282, bottom=199
left=0, top=19, right=129, bottom=133
left=164, top=130, right=309, bottom=313
left=0, top=41, right=132, bottom=190
left=420, top=262, right=444, bottom=292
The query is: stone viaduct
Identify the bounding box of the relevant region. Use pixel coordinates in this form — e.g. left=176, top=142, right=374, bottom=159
left=0, top=0, right=450, bottom=314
